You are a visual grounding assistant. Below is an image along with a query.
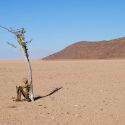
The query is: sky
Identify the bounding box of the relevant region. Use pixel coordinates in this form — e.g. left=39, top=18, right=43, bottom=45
left=0, top=0, right=125, bottom=59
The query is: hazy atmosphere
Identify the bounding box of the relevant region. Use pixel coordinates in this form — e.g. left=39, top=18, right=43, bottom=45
left=1, top=1, right=125, bottom=125
left=0, top=0, right=125, bottom=59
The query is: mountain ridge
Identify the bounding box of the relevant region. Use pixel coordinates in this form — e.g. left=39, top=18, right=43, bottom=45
left=43, top=37, right=125, bottom=60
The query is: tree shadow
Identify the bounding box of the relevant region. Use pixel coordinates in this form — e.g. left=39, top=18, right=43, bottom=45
left=34, top=86, right=63, bottom=101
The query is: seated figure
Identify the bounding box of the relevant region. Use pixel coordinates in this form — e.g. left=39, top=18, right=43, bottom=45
left=16, top=78, right=31, bottom=102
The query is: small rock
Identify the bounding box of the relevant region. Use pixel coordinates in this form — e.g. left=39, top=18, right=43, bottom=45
left=43, top=106, right=47, bottom=109
left=38, top=105, right=43, bottom=106
left=83, top=105, right=86, bottom=108
left=100, top=108, right=104, bottom=111
left=8, top=105, right=16, bottom=108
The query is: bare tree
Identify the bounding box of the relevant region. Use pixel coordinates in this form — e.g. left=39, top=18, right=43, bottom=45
left=0, top=25, right=34, bottom=101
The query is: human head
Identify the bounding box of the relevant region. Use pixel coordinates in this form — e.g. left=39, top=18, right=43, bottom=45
left=22, top=78, right=28, bottom=84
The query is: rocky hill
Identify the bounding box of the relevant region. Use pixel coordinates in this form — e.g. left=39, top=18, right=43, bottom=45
left=43, top=37, right=125, bottom=60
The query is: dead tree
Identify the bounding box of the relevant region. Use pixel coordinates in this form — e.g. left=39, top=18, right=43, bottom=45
left=0, top=25, right=34, bottom=101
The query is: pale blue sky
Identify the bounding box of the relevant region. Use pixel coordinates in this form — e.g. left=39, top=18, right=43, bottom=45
left=0, top=0, right=125, bottom=59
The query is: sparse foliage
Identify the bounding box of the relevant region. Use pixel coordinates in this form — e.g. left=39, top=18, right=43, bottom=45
left=0, top=25, right=34, bottom=101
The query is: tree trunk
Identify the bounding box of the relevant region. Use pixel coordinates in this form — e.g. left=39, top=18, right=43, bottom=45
left=23, top=50, right=34, bottom=101
left=0, top=26, right=35, bottom=101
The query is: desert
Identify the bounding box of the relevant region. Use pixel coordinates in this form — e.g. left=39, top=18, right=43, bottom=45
left=0, top=59, right=125, bottom=125
left=0, top=0, right=125, bottom=125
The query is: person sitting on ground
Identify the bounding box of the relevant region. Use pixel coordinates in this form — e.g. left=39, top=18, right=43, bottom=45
left=15, top=78, right=31, bottom=102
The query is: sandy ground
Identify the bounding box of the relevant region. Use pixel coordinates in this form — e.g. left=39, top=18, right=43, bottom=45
left=0, top=59, right=125, bottom=125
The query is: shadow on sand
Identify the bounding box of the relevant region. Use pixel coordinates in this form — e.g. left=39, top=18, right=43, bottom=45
left=34, top=86, right=63, bottom=101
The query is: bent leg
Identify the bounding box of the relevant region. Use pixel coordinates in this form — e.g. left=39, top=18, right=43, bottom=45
left=16, top=86, right=21, bottom=101
left=19, top=86, right=31, bottom=102
left=15, top=86, right=31, bottom=102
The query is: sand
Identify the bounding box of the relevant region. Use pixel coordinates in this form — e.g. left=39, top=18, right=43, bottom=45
left=0, top=59, right=125, bottom=125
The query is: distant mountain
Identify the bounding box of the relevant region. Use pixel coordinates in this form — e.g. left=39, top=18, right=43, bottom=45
left=43, top=37, right=125, bottom=60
